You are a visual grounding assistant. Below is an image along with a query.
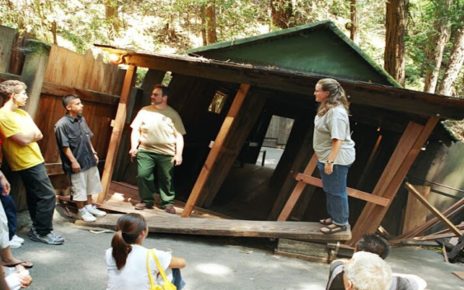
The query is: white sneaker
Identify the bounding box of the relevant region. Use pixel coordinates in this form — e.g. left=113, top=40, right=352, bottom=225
left=78, top=209, right=96, bottom=222
left=9, top=239, right=22, bottom=248
left=85, top=205, right=107, bottom=217
left=12, top=235, right=25, bottom=244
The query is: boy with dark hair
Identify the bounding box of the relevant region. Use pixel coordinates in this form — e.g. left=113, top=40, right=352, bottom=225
left=54, top=95, right=106, bottom=222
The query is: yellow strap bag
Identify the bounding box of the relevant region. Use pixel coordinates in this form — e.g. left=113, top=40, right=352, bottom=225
left=146, top=249, right=177, bottom=290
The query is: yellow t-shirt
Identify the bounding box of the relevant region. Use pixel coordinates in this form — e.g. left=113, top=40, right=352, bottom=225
left=130, top=105, right=186, bottom=156
left=0, top=108, right=44, bottom=171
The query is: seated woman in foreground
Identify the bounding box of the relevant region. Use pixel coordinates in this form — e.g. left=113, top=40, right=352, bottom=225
left=105, top=213, right=186, bottom=290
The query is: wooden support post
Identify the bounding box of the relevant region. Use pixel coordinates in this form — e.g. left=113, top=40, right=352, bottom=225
left=112, top=69, right=166, bottom=182
left=0, top=26, right=17, bottom=73
left=349, top=117, right=439, bottom=245
left=21, top=40, right=50, bottom=118
left=97, top=65, right=137, bottom=204
left=182, top=83, right=251, bottom=217
left=405, top=182, right=462, bottom=237
left=277, top=154, right=318, bottom=221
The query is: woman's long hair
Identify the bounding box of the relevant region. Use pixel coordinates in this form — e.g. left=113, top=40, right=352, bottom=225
left=111, top=213, right=147, bottom=270
left=316, top=78, right=350, bottom=116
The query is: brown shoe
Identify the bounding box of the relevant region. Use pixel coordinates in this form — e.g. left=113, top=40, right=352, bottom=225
left=134, top=203, right=154, bottom=210
left=164, top=205, right=176, bottom=214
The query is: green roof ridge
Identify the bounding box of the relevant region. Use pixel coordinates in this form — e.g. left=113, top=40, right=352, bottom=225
left=188, top=20, right=400, bottom=88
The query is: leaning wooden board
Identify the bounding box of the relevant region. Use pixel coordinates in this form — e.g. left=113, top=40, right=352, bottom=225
left=77, top=213, right=351, bottom=242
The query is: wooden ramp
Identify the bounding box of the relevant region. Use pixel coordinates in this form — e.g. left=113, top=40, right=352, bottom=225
left=91, top=181, right=351, bottom=242
left=78, top=213, right=351, bottom=242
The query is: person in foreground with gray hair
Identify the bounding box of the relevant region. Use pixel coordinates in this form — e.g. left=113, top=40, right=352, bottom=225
left=343, top=251, right=392, bottom=290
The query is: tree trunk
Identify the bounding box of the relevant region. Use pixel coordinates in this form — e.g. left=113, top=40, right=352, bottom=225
left=349, top=0, right=358, bottom=43
left=423, top=0, right=452, bottom=93
left=105, top=0, right=120, bottom=34
left=384, top=0, right=407, bottom=86
left=438, top=27, right=464, bottom=96
left=270, top=0, right=293, bottom=29
left=200, top=5, right=207, bottom=46
left=205, top=0, right=217, bottom=44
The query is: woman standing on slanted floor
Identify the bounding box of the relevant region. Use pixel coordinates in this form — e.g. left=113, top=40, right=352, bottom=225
left=313, top=78, right=355, bottom=234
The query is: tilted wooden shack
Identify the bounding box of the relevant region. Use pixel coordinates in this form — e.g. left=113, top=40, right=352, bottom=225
left=98, top=21, right=464, bottom=244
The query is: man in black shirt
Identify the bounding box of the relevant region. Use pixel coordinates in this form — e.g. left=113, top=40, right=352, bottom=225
left=54, top=95, right=106, bottom=222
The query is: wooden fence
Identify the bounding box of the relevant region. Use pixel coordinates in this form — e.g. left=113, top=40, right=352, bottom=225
left=0, top=25, right=124, bottom=206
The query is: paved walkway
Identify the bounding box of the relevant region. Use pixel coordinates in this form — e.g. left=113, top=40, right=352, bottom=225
left=10, top=212, right=464, bottom=290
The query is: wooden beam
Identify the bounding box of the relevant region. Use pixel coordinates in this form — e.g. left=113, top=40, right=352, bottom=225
left=81, top=213, right=352, bottom=242
left=277, top=154, right=318, bottom=221
left=405, top=182, right=462, bottom=237
left=295, top=174, right=390, bottom=207
left=393, top=198, right=464, bottom=241
left=97, top=65, right=137, bottom=204
left=349, top=117, right=439, bottom=245
left=182, top=83, right=251, bottom=217
left=41, top=81, right=120, bottom=105
left=117, top=52, right=464, bottom=119
left=268, top=124, right=314, bottom=220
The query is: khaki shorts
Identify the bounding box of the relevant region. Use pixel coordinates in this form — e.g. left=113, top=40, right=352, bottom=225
left=71, top=166, right=103, bottom=202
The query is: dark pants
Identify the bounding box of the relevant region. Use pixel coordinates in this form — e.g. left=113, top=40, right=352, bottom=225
left=18, top=163, right=56, bottom=236
left=136, top=150, right=176, bottom=207
left=0, top=191, right=16, bottom=240
left=172, top=268, right=185, bottom=290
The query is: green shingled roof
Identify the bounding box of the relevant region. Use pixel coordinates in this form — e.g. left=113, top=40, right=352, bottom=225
left=188, top=20, right=400, bottom=87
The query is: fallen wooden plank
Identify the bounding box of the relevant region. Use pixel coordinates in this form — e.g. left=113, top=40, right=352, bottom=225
left=452, top=272, right=464, bottom=281
left=295, top=173, right=390, bottom=207
left=77, top=214, right=351, bottom=242
left=405, top=182, right=462, bottom=237
left=276, top=239, right=329, bottom=263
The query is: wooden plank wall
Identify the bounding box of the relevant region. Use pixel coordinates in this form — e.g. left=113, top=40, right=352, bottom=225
left=44, top=45, right=124, bottom=95
left=35, top=45, right=124, bottom=168
left=36, top=89, right=118, bottom=165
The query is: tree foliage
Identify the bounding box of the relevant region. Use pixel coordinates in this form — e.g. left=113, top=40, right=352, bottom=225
left=0, top=0, right=462, bottom=96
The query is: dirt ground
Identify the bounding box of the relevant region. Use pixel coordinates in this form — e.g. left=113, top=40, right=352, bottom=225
left=8, top=210, right=464, bottom=290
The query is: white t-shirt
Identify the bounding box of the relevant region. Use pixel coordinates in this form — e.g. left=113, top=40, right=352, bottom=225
left=105, top=244, right=172, bottom=290
left=313, top=105, right=355, bottom=165
left=130, top=105, right=186, bottom=156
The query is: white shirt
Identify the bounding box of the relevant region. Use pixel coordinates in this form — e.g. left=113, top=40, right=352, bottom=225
left=105, top=244, right=172, bottom=290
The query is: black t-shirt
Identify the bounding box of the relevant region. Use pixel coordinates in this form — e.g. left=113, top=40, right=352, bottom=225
left=55, top=115, right=96, bottom=175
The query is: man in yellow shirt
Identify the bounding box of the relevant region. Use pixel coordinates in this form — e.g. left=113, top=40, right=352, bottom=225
left=0, top=80, right=64, bottom=245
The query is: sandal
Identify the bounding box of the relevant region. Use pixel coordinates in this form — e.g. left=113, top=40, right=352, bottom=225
left=320, top=223, right=347, bottom=234
left=319, top=218, right=332, bottom=225
left=3, top=260, right=33, bottom=269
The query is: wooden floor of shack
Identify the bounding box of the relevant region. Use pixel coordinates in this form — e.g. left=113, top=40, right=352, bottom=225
left=80, top=180, right=351, bottom=242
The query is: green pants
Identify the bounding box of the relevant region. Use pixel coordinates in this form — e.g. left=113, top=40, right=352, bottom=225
left=136, top=150, right=175, bottom=207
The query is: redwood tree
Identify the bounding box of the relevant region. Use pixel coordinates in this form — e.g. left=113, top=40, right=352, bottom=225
left=270, top=0, right=293, bottom=29
left=438, top=27, right=464, bottom=96
left=384, top=0, right=408, bottom=86
left=423, top=0, right=452, bottom=93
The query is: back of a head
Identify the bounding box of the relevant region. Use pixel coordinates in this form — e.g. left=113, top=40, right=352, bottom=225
left=356, top=234, right=390, bottom=259
left=344, top=251, right=392, bottom=290
left=0, top=80, right=27, bottom=99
